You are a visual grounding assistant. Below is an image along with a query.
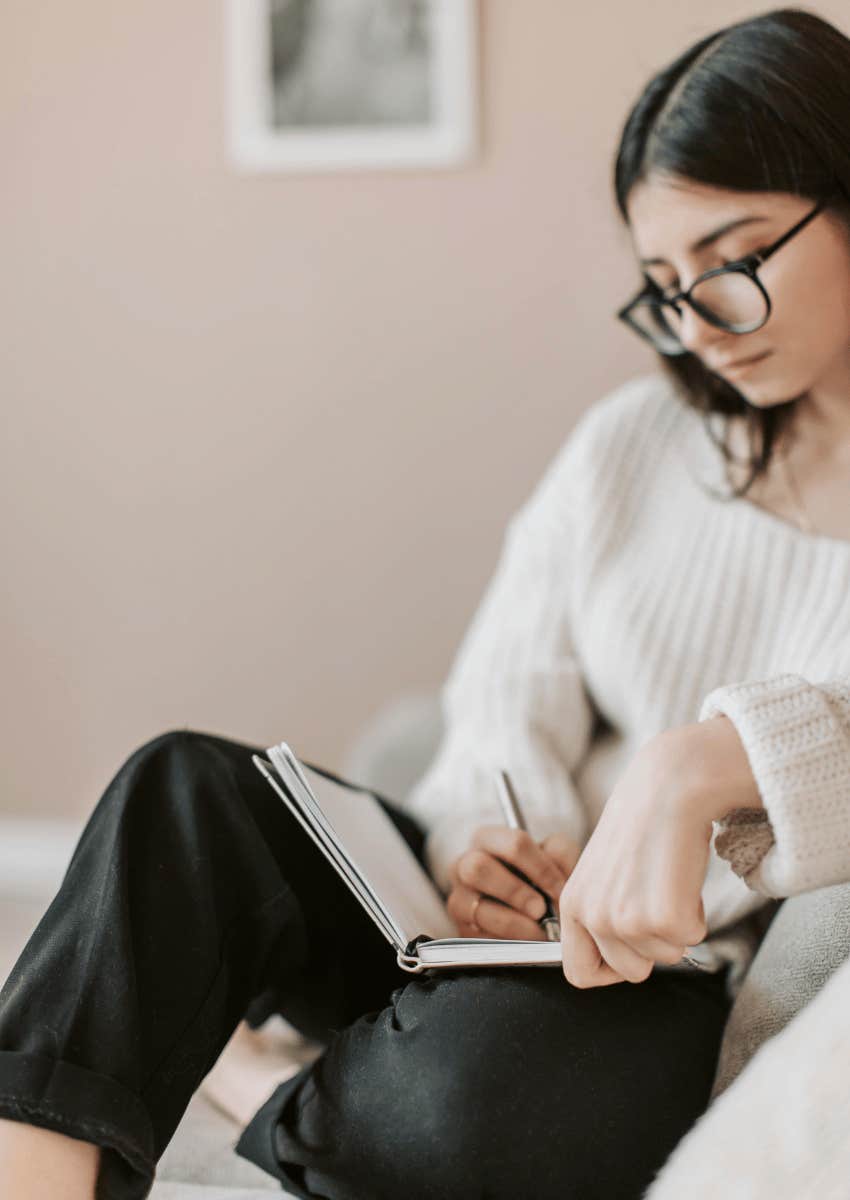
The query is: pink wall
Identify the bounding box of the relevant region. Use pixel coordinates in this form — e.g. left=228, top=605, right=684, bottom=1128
left=3, top=1, right=848, bottom=817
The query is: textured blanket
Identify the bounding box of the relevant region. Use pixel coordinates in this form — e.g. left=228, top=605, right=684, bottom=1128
left=645, top=881, right=850, bottom=1197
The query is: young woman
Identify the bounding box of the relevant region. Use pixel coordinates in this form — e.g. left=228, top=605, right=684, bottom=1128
left=3, top=8, right=850, bottom=1199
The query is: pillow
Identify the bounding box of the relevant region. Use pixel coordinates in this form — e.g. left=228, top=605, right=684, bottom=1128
left=710, top=880, right=850, bottom=1099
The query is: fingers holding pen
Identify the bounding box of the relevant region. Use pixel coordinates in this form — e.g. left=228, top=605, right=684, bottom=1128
left=443, top=765, right=584, bottom=940
left=447, top=880, right=549, bottom=941
left=470, top=825, right=569, bottom=902
left=455, top=841, right=556, bottom=919
left=538, top=831, right=582, bottom=891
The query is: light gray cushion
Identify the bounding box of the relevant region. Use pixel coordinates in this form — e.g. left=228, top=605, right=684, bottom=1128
left=710, top=880, right=850, bottom=1099
left=341, top=692, right=444, bottom=802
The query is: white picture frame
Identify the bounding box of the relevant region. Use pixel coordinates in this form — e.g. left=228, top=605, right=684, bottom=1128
left=225, top=0, right=478, bottom=173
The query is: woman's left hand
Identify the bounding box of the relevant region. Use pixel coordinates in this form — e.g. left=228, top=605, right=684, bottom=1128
left=558, top=718, right=759, bottom=989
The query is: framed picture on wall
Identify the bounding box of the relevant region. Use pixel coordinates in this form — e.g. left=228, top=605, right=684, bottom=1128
left=225, top=0, right=478, bottom=173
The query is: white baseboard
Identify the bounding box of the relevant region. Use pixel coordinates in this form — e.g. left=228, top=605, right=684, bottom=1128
left=0, top=818, right=82, bottom=899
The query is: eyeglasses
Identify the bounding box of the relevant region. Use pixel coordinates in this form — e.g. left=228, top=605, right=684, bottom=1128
left=617, top=196, right=830, bottom=356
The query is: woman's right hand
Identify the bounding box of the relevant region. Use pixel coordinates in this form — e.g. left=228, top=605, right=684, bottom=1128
left=446, top=826, right=581, bottom=940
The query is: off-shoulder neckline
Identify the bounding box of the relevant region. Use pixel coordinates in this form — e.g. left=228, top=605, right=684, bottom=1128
left=724, top=488, right=850, bottom=551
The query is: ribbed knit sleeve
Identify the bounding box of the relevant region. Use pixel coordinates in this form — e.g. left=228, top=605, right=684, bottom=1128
left=401, top=418, right=597, bottom=897
left=698, top=674, right=850, bottom=898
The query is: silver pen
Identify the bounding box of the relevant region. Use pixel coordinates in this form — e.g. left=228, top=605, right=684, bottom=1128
left=494, top=769, right=561, bottom=941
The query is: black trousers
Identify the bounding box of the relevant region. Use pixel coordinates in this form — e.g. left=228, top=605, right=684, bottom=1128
left=0, top=729, right=733, bottom=1200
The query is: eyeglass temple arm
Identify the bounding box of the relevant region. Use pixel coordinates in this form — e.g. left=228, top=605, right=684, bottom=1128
left=755, top=196, right=829, bottom=265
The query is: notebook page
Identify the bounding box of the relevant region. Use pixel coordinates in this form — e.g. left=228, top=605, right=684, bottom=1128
left=299, top=760, right=456, bottom=945
left=254, top=756, right=405, bottom=950
left=266, top=748, right=405, bottom=944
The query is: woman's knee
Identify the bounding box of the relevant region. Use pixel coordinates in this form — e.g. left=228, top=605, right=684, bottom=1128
left=102, top=728, right=240, bottom=829
left=70, top=728, right=272, bottom=897
left=125, top=727, right=214, bottom=784
left=290, top=974, right=557, bottom=1196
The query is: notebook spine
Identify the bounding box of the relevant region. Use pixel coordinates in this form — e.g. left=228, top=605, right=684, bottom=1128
left=396, top=933, right=433, bottom=974
left=396, top=950, right=426, bottom=973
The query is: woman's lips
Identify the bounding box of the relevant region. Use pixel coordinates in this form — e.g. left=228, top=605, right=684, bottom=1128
left=720, top=350, right=773, bottom=376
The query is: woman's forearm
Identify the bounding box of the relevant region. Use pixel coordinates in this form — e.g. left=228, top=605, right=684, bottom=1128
left=653, top=716, right=764, bottom=826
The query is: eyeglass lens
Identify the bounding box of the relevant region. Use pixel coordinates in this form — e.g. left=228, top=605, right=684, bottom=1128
left=632, top=270, right=769, bottom=353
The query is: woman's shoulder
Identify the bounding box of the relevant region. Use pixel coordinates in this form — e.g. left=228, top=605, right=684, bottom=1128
left=515, top=371, right=691, bottom=534
left=542, top=370, right=688, bottom=491
left=572, top=370, right=685, bottom=450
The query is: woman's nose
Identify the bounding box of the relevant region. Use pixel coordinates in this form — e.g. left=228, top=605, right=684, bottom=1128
left=675, top=304, right=729, bottom=359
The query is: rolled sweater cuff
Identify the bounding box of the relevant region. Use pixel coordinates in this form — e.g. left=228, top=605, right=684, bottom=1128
left=698, top=673, right=850, bottom=898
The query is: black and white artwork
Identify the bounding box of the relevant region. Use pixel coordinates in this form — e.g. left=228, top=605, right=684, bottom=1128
left=226, top=0, right=477, bottom=172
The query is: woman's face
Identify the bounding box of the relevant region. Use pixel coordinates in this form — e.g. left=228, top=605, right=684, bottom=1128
left=626, top=174, right=850, bottom=409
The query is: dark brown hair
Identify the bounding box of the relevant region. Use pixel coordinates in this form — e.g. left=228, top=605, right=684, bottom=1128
left=614, top=7, right=850, bottom=496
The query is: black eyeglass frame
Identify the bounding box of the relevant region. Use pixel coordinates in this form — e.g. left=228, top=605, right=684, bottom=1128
left=617, top=194, right=832, bottom=356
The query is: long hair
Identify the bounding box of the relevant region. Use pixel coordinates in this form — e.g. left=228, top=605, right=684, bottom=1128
left=613, top=8, right=850, bottom=496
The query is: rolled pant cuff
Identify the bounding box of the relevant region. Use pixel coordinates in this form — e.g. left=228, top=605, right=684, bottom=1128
left=234, top=1061, right=315, bottom=1198
left=0, top=1050, right=156, bottom=1199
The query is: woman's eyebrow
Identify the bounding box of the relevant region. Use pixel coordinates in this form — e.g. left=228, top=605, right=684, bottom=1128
left=639, top=215, right=769, bottom=267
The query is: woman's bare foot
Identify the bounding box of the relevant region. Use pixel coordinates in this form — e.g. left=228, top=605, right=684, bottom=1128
left=0, top=1118, right=100, bottom=1200
left=200, top=1017, right=324, bottom=1127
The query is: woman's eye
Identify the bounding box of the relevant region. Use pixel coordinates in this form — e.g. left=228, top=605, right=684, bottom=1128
left=650, top=246, right=764, bottom=301
left=660, top=256, right=740, bottom=296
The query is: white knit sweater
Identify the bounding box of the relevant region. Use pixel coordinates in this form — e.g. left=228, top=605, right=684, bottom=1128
left=402, top=372, right=850, bottom=993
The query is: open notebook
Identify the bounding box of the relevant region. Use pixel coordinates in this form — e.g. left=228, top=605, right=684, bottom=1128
left=252, top=741, right=567, bottom=973
left=253, top=742, right=713, bottom=974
